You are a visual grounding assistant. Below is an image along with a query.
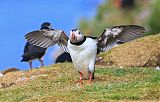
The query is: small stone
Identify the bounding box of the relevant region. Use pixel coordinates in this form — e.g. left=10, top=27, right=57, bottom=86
left=155, top=66, right=160, bottom=70
left=0, top=72, right=3, bottom=77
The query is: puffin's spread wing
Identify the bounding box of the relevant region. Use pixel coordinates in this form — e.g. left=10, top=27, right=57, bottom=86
left=97, top=25, right=146, bottom=52
left=25, top=29, right=69, bottom=52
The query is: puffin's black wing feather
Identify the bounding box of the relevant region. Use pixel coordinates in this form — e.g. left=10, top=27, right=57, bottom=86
left=97, top=25, right=145, bottom=52
left=25, top=30, right=54, bottom=48
left=116, top=25, right=145, bottom=42
left=25, top=29, right=69, bottom=52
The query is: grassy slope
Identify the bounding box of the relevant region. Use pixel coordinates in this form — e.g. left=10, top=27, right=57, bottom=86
left=98, top=34, right=160, bottom=67
left=0, top=63, right=160, bottom=102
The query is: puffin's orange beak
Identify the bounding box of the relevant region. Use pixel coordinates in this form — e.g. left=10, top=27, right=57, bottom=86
left=71, top=32, right=76, bottom=40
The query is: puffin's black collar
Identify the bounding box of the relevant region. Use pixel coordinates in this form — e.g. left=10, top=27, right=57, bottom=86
left=70, top=36, right=86, bottom=46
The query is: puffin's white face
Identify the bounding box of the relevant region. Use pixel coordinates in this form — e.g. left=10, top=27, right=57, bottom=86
left=70, top=29, right=84, bottom=43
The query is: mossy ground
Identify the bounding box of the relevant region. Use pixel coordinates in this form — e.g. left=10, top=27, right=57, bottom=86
left=0, top=63, right=160, bottom=102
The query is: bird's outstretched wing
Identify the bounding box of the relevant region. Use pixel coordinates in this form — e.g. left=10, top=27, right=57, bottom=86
left=97, top=25, right=146, bottom=52
left=25, top=29, right=69, bottom=52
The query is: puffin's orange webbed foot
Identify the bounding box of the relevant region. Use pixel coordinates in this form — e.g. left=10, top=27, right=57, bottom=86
left=76, top=71, right=83, bottom=85
left=88, top=71, right=93, bottom=84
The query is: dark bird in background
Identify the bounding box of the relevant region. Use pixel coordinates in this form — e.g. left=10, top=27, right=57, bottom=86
left=114, top=0, right=135, bottom=9
left=21, top=22, right=52, bottom=69
left=55, top=52, right=72, bottom=63
left=25, top=25, right=145, bottom=84
left=121, top=0, right=135, bottom=9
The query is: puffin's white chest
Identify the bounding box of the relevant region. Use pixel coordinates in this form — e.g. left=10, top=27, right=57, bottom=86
left=67, top=38, right=97, bottom=72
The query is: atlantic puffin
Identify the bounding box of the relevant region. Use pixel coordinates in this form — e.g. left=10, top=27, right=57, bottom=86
left=21, top=22, right=52, bottom=69
left=24, top=25, right=145, bottom=83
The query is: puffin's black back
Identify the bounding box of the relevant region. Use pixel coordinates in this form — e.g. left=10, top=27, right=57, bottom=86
left=21, top=42, right=46, bottom=62
left=55, top=52, right=72, bottom=63
left=21, top=22, right=51, bottom=62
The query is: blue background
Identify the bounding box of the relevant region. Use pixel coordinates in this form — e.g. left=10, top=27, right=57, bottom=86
left=0, top=0, right=103, bottom=70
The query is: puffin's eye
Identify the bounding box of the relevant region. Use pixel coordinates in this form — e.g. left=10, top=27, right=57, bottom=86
left=78, top=32, right=81, bottom=34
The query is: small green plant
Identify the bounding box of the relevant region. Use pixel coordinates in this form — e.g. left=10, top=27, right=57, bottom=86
left=147, top=0, right=160, bottom=35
